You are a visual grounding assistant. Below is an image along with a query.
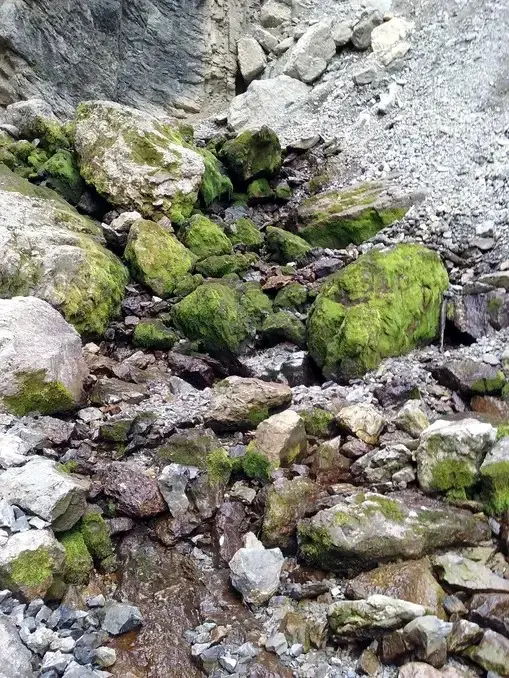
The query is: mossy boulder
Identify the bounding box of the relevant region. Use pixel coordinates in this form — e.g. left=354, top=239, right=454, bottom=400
left=133, top=319, right=178, bottom=350
left=227, top=217, right=264, bottom=251
left=219, top=127, right=282, bottom=184
left=238, top=281, right=273, bottom=325
left=196, top=252, right=258, bottom=278
left=481, top=437, right=509, bottom=514
left=0, top=164, right=127, bottom=335
left=307, top=244, right=449, bottom=380
left=247, top=178, right=275, bottom=202
left=74, top=100, right=206, bottom=224
left=265, top=226, right=312, bottom=264
left=124, top=218, right=196, bottom=297
left=274, top=282, right=309, bottom=310
left=38, top=149, right=85, bottom=204
left=156, top=428, right=220, bottom=467
left=299, top=407, right=336, bottom=438
left=80, top=512, right=115, bottom=566
left=59, top=528, right=94, bottom=585
left=172, top=281, right=252, bottom=355
left=260, top=311, right=307, bottom=348
left=180, top=214, right=233, bottom=260
left=198, top=148, right=233, bottom=206
left=297, top=181, right=415, bottom=248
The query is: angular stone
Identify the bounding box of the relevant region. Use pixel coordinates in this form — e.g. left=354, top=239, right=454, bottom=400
left=0, top=297, right=88, bottom=416
left=401, top=616, right=452, bottom=668
left=99, top=462, right=166, bottom=518
left=331, top=20, right=353, bottom=47
left=432, top=359, right=505, bottom=396
left=238, top=38, right=267, bottom=82
left=351, top=11, right=384, bottom=49
left=0, top=615, right=34, bottom=677
left=447, top=289, right=509, bottom=341
left=156, top=428, right=220, bottom=468
left=262, top=477, right=319, bottom=551
left=328, top=595, right=426, bottom=640
left=260, top=0, right=291, bottom=28
left=350, top=443, right=413, bottom=484
left=336, top=404, right=385, bottom=445
left=205, top=376, right=292, bottom=431
left=463, top=629, right=509, bottom=674
left=346, top=559, right=446, bottom=618
left=298, top=491, right=490, bottom=575
left=371, top=17, right=414, bottom=66
left=394, top=400, right=430, bottom=438
left=446, top=619, right=483, bottom=653
left=101, top=601, right=143, bottom=635
left=253, top=410, right=307, bottom=467
left=433, top=554, right=509, bottom=594
left=0, top=529, right=65, bottom=600
left=283, top=21, right=336, bottom=84
left=229, top=532, right=284, bottom=605
left=416, top=419, right=496, bottom=495
left=158, top=464, right=196, bottom=517
left=0, top=457, right=88, bottom=531
left=469, top=593, right=509, bottom=636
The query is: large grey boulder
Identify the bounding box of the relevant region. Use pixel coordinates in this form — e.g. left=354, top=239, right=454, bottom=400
left=237, top=37, right=267, bottom=83
left=433, top=553, right=509, bottom=593
left=297, top=491, right=490, bottom=575
left=0, top=616, right=34, bottom=678
left=74, top=101, right=205, bottom=225
left=229, top=532, right=284, bottom=605
left=0, top=0, right=255, bottom=116
left=0, top=297, right=88, bottom=416
left=283, top=20, right=336, bottom=84
left=0, top=529, right=65, bottom=600
left=416, top=419, right=496, bottom=496
left=0, top=457, right=89, bottom=531
left=2, top=99, right=58, bottom=137
left=0, top=165, right=128, bottom=336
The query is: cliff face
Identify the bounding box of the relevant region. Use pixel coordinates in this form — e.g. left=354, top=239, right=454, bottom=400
left=0, top=0, right=258, bottom=116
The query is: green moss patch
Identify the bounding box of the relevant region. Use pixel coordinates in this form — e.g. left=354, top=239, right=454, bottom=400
left=219, top=127, right=282, bottom=184
left=299, top=408, right=335, bottom=438
left=181, top=214, right=233, bottom=260
left=265, top=226, right=312, bottom=264
left=227, top=218, right=264, bottom=251
left=10, top=547, right=54, bottom=592
left=274, top=283, right=308, bottom=310
left=4, top=370, right=75, bottom=416
left=198, top=148, right=233, bottom=206
left=59, top=529, right=93, bottom=585
left=81, top=513, right=115, bottom=563
left=260, top=311, right=306, bottom=348
left=195, top=252, right=257, bottom=278
left=38, top=149, right=84, bottom=204
left=206, top=448, right=233, bottom=486
left=133, top=319, right=177, bottom=350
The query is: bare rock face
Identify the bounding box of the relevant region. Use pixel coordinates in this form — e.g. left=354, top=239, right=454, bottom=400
left=0, top=0, right=260, bottom=116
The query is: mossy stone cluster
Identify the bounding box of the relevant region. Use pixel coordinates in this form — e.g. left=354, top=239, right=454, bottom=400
left=124, top=219, right=196, bottom=297
left=133, top=319, right=177, bottom=350
left=219, top=127, right=282, bottom=184
left=265, top=226, right=312, bottom=264
left=195, top=252, right=258, bottom=278
left=307, top=244, right=449, bottom=380
left=181, top=214, right=233, bottom=260
left=58, top=512, right=115, bottom=584
left=297, top=182, right=411, bottom=248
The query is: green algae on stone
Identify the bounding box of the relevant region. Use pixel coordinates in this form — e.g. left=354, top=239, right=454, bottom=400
left=219, top=127, right=282, bottom=184
left=297, top=182, right=412, bottom=248
left=198, top=148, right=233, bottom=206
left=262, top=477, right=319, bottom=551
left=59, top=529, right=93, bottom=585
left=265, top=226, right=312, bottom=264
left=181, top=214, right=233, bottom=260
left=80, top=512, right=115, bottom=563
left=195, top=252, right=257, bottom=278
left=38, top=149, right=84, bottom=204
left=9, top=547, right=55, bottom=594
left=133, top=319, right=177, bottom=350
left=247, top=178, right=274, bottom=202
left=238, top=282, right=273, bottom=326
left=274, top=282, right=309, bottom=310
left=172, top=282, right=251, bottom=354
left=206, top=448, right=233, bottom=486
left=99, top=418, right=133, bottom=443
left=430, top=458, right=478, bottom=497
left=3, top=370, right=75, bottom=416
left=261, top=311, right=307, bottom=348
left=240, top=447, right=272, bottom=481
left=307, top=244, right=449, bottom=380
left=124, top=219, right=196, bottom=297
left=227, top=217, right=264, bottom=251
left=299, top=407, right=336, bottom=438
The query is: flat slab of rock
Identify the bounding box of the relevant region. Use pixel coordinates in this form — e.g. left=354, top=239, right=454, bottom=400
left=0, top=615, right=34, bottom=677
left=229, top=532, right=284, bottom=605
left=297, top=491, right=490, bottom=575
left=99, top=462, right=166, bottom=518
left=0, top=457, right=88, bottom=531
left=433, top=554, right=509, bottom=593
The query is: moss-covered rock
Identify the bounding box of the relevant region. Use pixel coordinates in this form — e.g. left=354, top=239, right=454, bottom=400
left=4, top=371, right=76, bottom=417
left=274, top=282, right=309, bottom=310
left=133, top=319, right=178, bottom=350
left=307, top=244, right=449, bottom=380
left=239, top=448, right=272, bottom=481
left=247, top=178, right=275, bottom=202
left=261, top=311, right=307, bottom=348
left=198, top=148, right=233, bottom=206
left=238, top=281, right=273, bottom=325
left=481, top=437, right=509, bottom=514
left=219, top=127, right=282, bottom=184
left=80, top=512, right=115, bottom=565
left=206, top=448, right=234, bottom=487
left=299, top=407, right=336, bottom=438
left=181, top=214, right=233, bottom=260
left=38, top=149, right=85, bottom=204
left=228, top=217, right=264, bottom=251
left=99, top=418, right=134, bottom=442
left=297, top=181, right=414, bottom=248
left=156, top=428, right=220, bottom=467
left=124, top=218, right=196, bottom=297
left=172, top=282, right=252, bottom=354
left=59, top=528, right=94, bottom=585
left=265, top=226, right=312, bottom=264
left=196, top=252, right=258, bottom=278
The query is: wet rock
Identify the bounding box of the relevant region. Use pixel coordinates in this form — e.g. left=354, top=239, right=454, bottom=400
left=447, top=289, right=509, bottom=341
left=432, top=359, right=505, bottom=396
left=350, top=443, right=413, bottom=485
left=298, top=491, right=490, bottom=575
left=469, top=593, right=509, bottom=636
left=433, top=553, right=509, bottom=593
left=229, top=533, right=284, bottom=605
left=262, top=477, right=320, bottom=552
left=205, top=376, right=291, bottom=431
left=0, top=529, right=65, bottom=600
left=480, top=437, right=509, bottom=514
left=101, top=601, right=143, bottom=635
left=283, top=20, right=336, bottom=84
left=446, top=619, right=484, bottom=653
left=394, top=401, right=430, bottom=438
left=346, top=559, right=446, bottom=618
left=336, top=404, right=385, bottom=445
left=0, top=297, right=88, bottom=416
left=416, top=419, right=496, bottom=496
left=99, top=462, right=166, bottom=518
left=252, top=409, right=307, bottom=467
left=328, top=595, right=426, bottom=640
left=0, top=457, right=88, bottom=531
left=463, top=629, right=509, bottom=674
left=0, top=615, right=34, bottom=677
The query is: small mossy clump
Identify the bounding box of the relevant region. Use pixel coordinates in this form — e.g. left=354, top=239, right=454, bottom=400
left=80, top=512, right=115, bottom=564
left=206, top=448, right=233, bottom=486
left=99, top=418, right=133, bottom=443
left=156, top=430, right=218, bottom=468
left=238, top=282, right=273, bottom=326
left=274, top=182, right=292, bottom=201
left=299, top=408, right=336, bottom=438
left=3, top=370, right=76, bottom=416
left=360, top=495, right=406, bottom=523
left=297, top=523, right=335, bottom=569
left=297, top=183, right=410, bottom=248
left=239, top=448, right=272, bottom=481
left=471, top=371, right=506, bottom=395
left=124, top=219, right=196, bottom=297
left=219, top=127, right=282, bottom=184
left=307, top=244, right=449, bottom=380
left=32, top=117, right=72, bottom=154
left=247, top=178, right=275, bottom=202
left=196, top=252, right=257, bottom=278
left=9, top=547, right=54, bottom=594
left=181, top=214, right=233, bottom=260
left=430, top=459, right=477, bottom=497
left=59, top=529, right=94, bottom=585
left=261, top=311, right=307, bottom=348
left=274, top=283, right=309, bottom=310
left=172, top=281, right=251, bottom=355
left=57, top=460, right=79, bottom=474
left=265, top=226, right=312, bottom=264
left=133, top=319, right=178, bottom=350
left=481, top=461, right=509, bottom=514
left=496, top=424, right=509, bottom=440
left=38, top=149, right=84, bottom=204
left=227, top=217, right=264, bottom=251
left=198, top=148, right=233, bottom=206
